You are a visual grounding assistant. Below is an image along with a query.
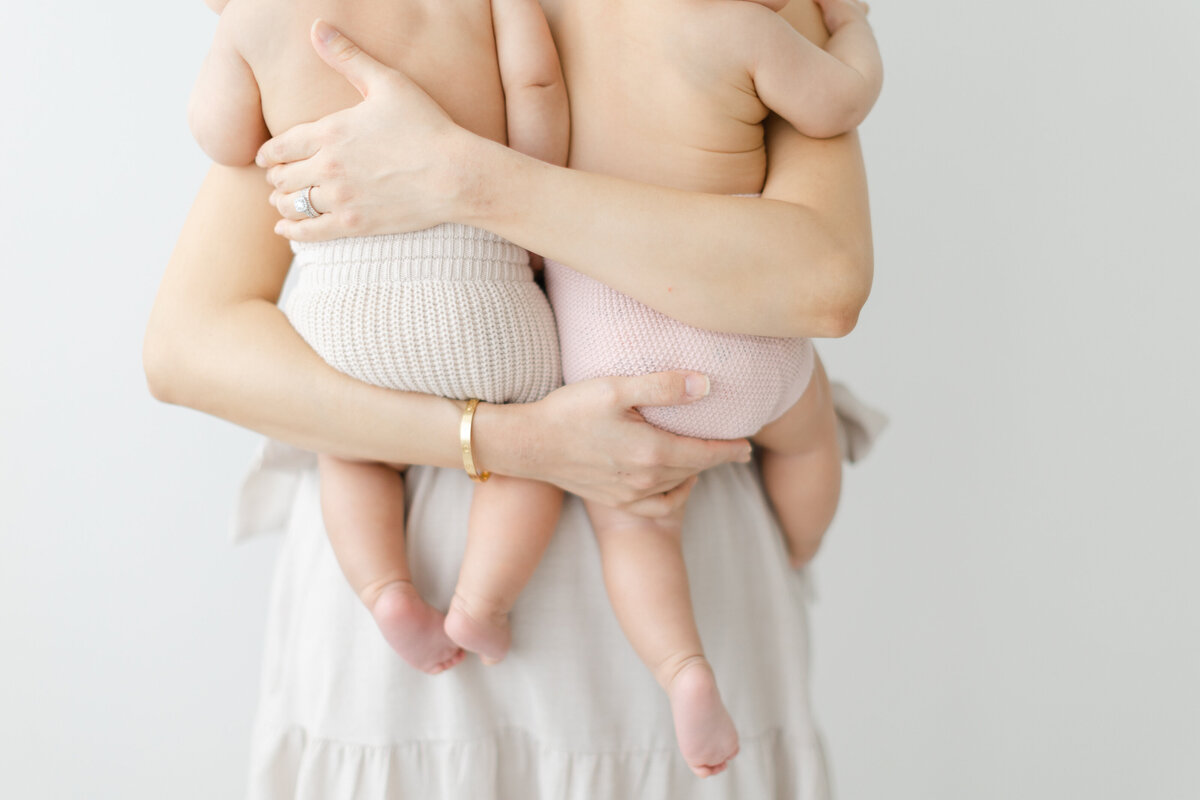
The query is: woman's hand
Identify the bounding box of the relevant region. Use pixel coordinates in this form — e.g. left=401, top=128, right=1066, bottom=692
left=256, top=20, right=472, bottom=241
left=475, top=372, right=754, bottom=517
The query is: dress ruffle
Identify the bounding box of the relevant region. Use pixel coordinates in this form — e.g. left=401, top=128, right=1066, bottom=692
left=249, top=725, right=830, bottom=800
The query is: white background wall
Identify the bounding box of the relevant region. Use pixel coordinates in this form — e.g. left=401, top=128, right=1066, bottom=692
left=2, top=2, right=1197, bottom=798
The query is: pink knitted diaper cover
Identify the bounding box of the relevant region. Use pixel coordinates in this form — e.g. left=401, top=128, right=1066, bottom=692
left=285, top=223, right=562, bottom=404
left=544, top=260, right=814, bottom=441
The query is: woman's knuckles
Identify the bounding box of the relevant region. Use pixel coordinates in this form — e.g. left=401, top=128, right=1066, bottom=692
left=377, top=73, right=407, bottom=97
left=320, top=158, right=343, bottom=182
left=638, top=442, right=669, bottom=469
left=326, top=184, right=350, bottom=206
left=628, top=472, right=659, bottom=494
left=590, top=378, right=622, bottom=409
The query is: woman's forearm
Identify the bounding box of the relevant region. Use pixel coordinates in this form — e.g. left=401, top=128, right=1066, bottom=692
left=454, top=122, right=872, bottom=338
left=145, top=165, right=467, bottom=468
left=147, top=296, right=473, bottom=468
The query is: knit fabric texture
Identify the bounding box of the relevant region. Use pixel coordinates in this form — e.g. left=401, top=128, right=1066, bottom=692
left=285, top=223, right=561, bottom=404
left=544, top=260, right=813, bottom=440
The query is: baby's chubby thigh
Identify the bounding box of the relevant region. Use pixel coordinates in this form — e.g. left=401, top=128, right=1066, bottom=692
left=751, top=350, right=837, bottom=456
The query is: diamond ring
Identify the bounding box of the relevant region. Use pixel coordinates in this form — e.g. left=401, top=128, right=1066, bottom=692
left=293, top=186, right=320, bottom=219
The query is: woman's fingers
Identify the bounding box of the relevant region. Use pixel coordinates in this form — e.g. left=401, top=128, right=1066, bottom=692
left=623, top=475, right=698, bottom=519
left=611, top=370, right=712, bottom=408
left=256, top=120, right=323, bottom=170
left=602, top=372, right=752, bottom=469
left=663, top=433, right=753, bottom=472
left=274, top=213, right=353, bottom=242
left=264, top=153, right=330, bottom=194
left=266, top=165, right=314, bottom=199
left=272, top=186, right=331, bottom=220
left=519, top=373, right=752, bottom=509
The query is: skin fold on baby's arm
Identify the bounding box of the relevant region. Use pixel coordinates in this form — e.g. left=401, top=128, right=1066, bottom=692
left=717, top=0, right=882, bottom=139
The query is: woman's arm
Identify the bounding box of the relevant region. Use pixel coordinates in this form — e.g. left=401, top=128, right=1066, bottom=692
left=258, top=3, right=873, bottom=338
left=451, top=121, right=872, bottom=339
left=144, top=165, right=749, bottom=512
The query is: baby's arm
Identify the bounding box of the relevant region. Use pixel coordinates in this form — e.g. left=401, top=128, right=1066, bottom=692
left=491, top=0, right=570, bottom=168
left=188, top=11, right=269, bottom=166
left=749, top=0, right=882, bottom=138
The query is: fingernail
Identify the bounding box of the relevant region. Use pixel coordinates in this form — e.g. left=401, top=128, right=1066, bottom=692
left=314, top=20, right=338, bottom=44
left=741, top=445, right=753, bottom=462
left=685, top=374, right=710, bottom=399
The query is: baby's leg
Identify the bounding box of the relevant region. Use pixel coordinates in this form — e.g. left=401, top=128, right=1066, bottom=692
left=318, top=455, right=464, bottom=674
left=587, top=502, right=739, bottom=778
left=444, top=477, right=563, bottom=664
left=753, top=354, right=843, bottom=568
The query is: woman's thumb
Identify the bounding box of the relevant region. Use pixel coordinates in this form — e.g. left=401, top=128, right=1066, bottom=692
left=613, top=371, right=711, bottom=409
left=310, top=20, right=389, bottom=99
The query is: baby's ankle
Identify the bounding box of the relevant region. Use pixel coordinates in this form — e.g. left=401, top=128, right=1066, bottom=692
left=449, top=589, right=511, bottom=624
left=357, top=577, right=417, bottom=612
left=445, top=590, right=514, bottom=664
left=654, top=652, right=711, bottom=693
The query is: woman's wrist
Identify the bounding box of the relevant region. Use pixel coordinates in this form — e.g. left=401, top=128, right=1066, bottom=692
left=468, top=400, right=535, bottom=481
left=449, top=134, right=528, bottom=232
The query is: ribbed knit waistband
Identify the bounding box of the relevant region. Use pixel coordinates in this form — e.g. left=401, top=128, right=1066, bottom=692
left=290, top=223, right=531, bottom=285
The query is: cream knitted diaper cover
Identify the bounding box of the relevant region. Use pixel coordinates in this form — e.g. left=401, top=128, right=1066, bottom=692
left=285, top=223, right=562, bottom=404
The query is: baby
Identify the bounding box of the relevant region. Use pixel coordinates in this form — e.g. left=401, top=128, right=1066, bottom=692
left=189, top=0, right=570, bottom=673
left=542, top=0, right=882, bottom=778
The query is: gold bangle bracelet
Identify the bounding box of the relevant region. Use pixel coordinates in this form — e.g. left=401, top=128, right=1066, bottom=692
left=460, top=398, right=491, bottom=482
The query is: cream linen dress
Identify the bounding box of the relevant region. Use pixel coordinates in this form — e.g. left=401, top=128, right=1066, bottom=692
left=234, top=386, right=886, bottom=800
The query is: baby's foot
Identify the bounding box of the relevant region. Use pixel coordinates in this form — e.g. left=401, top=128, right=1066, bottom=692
left=667, top=659, right=740, bottom=778
left=371, top=581, right=465, bottom=674
left=444, top=593, right=512, bottom=665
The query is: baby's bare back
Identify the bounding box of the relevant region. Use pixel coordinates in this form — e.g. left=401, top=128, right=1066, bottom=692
left=548, top=0, right=771, bottom=194
left=227, top=0, right=509, bottom=144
